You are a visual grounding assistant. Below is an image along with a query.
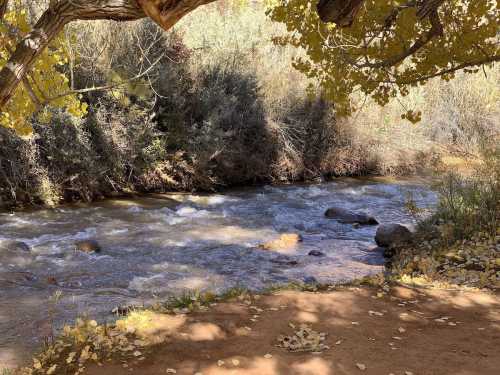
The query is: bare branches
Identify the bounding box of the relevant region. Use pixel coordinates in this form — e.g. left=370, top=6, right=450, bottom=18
left=40, top=52, right=165, bottom=107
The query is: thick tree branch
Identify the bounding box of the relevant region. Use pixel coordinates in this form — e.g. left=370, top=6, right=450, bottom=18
left=318, top=0, right=447, bottom=26
left=0, top=1, right=221, bottom=111
left=358, top=9, right=444, bottom=69
left=389, top=55, right=500, bottom=85
left=0, top=0, right=148, bottom=110
left=317, top=0, right=364, bottom=26
left=137, top=0, right=216, bottom=31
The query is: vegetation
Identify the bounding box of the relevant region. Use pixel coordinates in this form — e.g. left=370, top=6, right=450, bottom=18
left=271, top=0, right=499, bottom=121
left=390, top=148, right=500, bottom=289
left=0, top=0, right=498, bottom=133
left=0, top=2, right=498, bottom=208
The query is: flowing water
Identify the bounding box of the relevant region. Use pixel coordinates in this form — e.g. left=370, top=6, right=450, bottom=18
left=0, top=178, right=436, bottom=367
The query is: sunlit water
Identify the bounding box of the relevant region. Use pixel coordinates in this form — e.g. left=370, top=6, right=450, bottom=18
left=0, top=178, right=436, bottom=366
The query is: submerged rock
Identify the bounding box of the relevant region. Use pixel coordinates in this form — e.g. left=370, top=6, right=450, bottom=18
left=324, top=206, right=378, bottom=225
left=75, top=240, right=101, bottom=253
left=375, top=224, right=412, bottom=248
left=308, top=250, right=325, bottom=257
left=260, top=233, right=303, bottom=251
left=303, top=276, right=318, bottom=284
left=270, top=256, right=299, bottom=266
left=0, top=240, right=30, bottom=252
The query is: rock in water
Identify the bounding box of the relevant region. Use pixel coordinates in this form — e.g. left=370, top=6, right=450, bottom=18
left=308, top=250, right=325, bottom=257
left=260, top=233, right=303, bottom=251
left=375, top=224, right=412, bottom=247
left=303, top=276, right=318, bottom=284
left=324, top=206, right=378, bottom=225
left=0, top=240, right=31, bottom=252
left=75, top=240, right=101, bottom=253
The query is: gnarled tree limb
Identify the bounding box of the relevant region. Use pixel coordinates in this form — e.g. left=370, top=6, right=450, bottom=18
left=0, top=0, right=215, bottom=111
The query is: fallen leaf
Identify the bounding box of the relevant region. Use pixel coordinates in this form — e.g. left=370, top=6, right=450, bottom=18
left=264, top=353, right=273, bottom=359
left=356, top=363, right=367, bottom=371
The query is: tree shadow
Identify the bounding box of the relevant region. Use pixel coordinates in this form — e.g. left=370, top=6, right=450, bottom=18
left=83, top=285, right=500, bottom=375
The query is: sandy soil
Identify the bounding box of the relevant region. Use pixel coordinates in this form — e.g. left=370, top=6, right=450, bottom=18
left=84, top=285, right=500, bottom=375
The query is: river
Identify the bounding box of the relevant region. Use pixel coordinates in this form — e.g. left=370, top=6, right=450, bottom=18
left=0, top=178, right=436, bottom=367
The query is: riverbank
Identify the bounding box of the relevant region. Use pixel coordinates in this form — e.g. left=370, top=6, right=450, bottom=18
left=10, top=282, right=500, bottom=374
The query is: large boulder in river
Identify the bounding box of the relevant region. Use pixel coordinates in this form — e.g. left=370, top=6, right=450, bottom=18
left=324, top=206, right=378, bottom=225
left=375, top=224, right=412, bottom=248
left=0, top=240, right=31, bottom=252
left=75, top=240, right=101, bottom=253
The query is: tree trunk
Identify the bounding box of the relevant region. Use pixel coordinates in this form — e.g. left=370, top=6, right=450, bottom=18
left=0, top=0, right=215, bottom=111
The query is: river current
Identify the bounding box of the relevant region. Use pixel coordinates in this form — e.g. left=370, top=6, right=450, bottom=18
left=0, top=178, right=436, bottom=367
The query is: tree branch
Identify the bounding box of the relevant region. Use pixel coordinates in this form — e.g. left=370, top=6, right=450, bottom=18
left=357, top=9, right=444, bottom=69
left=40, top=51, right=165, bottom=106
left=391, top=55, right=500, bottom=85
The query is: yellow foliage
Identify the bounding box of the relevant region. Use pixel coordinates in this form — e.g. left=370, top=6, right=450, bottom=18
left=268, top=0, right=499, bottom=119
left=0, top=8, right=87, bottom=135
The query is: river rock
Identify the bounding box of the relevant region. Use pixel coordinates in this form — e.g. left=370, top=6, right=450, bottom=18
left=0, top=240, right=31, bottom=252
left=303, top=276, right=318, bottom=284
left=308, top=250, right=325, bottom=257
left=260, top=233, right=303, bottom=251
left=75, top=240, right=101, bottom=253
left=375, top=224, right=412, bottom=247
left=324, top=206, right=378, bottom=225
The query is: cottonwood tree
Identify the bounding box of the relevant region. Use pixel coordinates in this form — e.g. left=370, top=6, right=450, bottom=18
left=0, top=0, right=498, bottom=133
left=272, top=0, right=499, bottom=121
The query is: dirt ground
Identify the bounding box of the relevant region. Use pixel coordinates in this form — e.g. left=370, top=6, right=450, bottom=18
left=84, top=285, right=500, bottom=375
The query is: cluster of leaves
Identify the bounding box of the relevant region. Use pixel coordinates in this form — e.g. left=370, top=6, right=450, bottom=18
left=20, top=318, right=149, bottom=375
left=268, top=0, right=499, bottom=121
left=0, top=6, right=87, bottom=135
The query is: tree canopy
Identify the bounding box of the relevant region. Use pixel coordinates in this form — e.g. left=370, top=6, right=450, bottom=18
left=270, top=0, right=499, bottom=121
left=0, top=0, right=498, bottom=134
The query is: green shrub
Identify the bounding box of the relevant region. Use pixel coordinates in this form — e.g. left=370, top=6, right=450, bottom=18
left=431, top=146, right=499, bottom=241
